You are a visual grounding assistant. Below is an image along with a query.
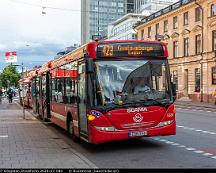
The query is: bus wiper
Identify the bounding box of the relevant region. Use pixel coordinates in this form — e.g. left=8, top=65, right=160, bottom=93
left=139, top=99, right=167, bottom=107
left=122, top=100, right=150, bottom=106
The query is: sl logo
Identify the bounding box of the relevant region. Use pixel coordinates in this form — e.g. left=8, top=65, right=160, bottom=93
left=102, top=45, right=114, bottom=57
left=133, top=113, right=143, bottom=123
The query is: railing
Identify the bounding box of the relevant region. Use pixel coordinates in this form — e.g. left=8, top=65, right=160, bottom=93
left=140, top=0, right=194, bottom=24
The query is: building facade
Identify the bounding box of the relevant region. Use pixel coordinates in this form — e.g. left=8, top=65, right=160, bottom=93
left=135, top=0, right=216, bottom=103
left=108, top=13, right=146, bottom=40
left=81, top=0, right=132, bottom=45
left=134, top=0, right=178, bottom=14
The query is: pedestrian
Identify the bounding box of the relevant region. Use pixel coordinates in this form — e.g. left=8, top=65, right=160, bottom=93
left=7, top=88, right=14, bottom=103
left=212, top=89, right=216, bottom=105
left=0, top=88, right=3, bottom=104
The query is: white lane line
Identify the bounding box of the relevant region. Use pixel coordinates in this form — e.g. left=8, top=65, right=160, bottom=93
left=179, top=145, right=186, bottom=148
left=166, top=141, right=174, bottom=144
left=194, top=150, right=204, bottom=153
left=0, top=135, right=8, bottom=138
left=152, top=138, right=216, bottom=160
left=203, top=153, right=213, bottom=156
left=177, top=125, right=216, bottom=136
left=171, top=143, right=179, bottom=146
left=186, top=148, right=196, bottom=151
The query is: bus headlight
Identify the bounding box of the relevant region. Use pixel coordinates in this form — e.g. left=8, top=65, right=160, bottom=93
left=95, top=126, right=116, bottom=132
left=155, top=120, right=173, bottom=128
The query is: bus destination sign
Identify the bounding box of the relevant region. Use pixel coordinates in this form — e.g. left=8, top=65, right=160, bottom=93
left=97, top=42, right=164, bottom=58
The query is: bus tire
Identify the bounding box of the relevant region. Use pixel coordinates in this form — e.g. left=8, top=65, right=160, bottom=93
left=67, top=114, right=80, bottom=142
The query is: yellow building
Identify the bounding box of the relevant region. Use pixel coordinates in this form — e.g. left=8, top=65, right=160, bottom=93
left=135, top=0, right=216, bottom=103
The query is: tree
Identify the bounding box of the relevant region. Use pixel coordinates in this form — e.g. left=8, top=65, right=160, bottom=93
left=0, top=64, right=21, bottom=88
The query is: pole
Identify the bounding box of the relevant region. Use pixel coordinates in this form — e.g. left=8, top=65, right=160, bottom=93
left=195, top=1, right=204, bottom=102
left=97, top=0, right=99, bottom=36
left=22, top=62, right=25, bottom=119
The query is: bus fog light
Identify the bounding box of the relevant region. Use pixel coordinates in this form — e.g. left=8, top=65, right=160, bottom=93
left=95, top=126, right=116, bottom=131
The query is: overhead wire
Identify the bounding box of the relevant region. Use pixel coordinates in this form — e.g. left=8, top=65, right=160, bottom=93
left=8, top=0, right=94, bottom=13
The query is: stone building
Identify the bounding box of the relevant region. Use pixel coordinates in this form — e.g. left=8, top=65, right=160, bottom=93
left=135, top=0, right=216, bottom=103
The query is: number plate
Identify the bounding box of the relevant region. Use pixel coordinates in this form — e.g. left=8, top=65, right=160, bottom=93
left=128, top=131, right=147, bottom=137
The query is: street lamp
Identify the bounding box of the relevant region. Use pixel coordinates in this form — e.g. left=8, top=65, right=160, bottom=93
left=13, top=63, right=25, bottom=119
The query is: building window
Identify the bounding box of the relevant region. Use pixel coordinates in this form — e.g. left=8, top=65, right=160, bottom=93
left=213, top=30, right=216, bottom=52
left=173, top=16, right=178, bottom=29
left=141, top=29, right=144, bottom=40
left=195, top=34, right=202, bottom=55
left=212, top=66, right=216, bottom=85
left=148, top=26, right=151, bottom=38
left=164, top=20, right=168, bottom=32
left=211, top=4, right=216, bottom=16
left=173, top=70, right=178, bottom=90
left=156, top=23, right=159, bottom=35
left=195, top=68, right=200, bottom=92
left=184, top=37, right=189, bottom=56
left=195, top=7, right=201, bottom=22
left=183, top=12, right=189, bottom=25
left=173, top=41, right=178, bottom=58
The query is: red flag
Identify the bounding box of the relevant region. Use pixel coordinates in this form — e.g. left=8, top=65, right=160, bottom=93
left=5, top=52, right=16, bottom=56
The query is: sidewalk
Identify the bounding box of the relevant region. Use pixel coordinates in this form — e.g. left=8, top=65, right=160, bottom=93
left=175, top=100, right=216, bottom=109
left=0, top=98, right=97, bottom=169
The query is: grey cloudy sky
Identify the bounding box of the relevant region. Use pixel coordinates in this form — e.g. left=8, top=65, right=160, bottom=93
left=0, top=0, right=81, bottom=70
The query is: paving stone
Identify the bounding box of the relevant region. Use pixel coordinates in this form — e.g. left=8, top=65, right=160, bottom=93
left=0, top=99, right=97, bottom=168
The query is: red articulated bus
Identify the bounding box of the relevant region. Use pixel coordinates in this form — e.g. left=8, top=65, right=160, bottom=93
left=30, top=40, right=177, bottom=144
left=18, top=69, right=39, bottom=108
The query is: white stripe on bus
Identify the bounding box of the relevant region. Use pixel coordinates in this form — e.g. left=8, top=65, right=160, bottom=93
left=51, top=111, right=66, bottom=122
left=51, top=111, right=79, bottom=127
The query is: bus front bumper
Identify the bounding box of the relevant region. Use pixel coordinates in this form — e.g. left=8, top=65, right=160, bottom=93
left=89, top=121, right=176, bottom=144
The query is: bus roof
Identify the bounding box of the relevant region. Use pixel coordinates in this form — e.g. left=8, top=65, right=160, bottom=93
left=38, top=40, right=168, bottom=75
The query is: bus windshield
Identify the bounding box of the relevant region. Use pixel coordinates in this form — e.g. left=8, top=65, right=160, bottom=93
left=95, top=59, right=173, bottom=107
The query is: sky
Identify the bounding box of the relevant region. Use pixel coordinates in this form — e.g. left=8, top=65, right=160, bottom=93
left=0, top=0, right=81, bottom=71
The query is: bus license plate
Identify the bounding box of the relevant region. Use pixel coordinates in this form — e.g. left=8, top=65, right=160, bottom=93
left=128, top=131, right=147, bottom=137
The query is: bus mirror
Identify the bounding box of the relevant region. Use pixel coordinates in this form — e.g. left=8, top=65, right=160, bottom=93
left=86, top=58, right=94, bottom=73
left=171, top=82, right=177, bottom=101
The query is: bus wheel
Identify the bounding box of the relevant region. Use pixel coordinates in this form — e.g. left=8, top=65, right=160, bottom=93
left=67, top=117, right=80, bottom=142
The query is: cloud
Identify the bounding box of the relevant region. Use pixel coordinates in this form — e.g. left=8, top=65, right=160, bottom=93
left=0, top=0, right=81, bottom=70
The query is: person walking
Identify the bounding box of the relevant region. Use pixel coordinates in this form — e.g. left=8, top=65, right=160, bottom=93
left=0, top=88, right=3, bottom=104
left=7, top=88, right=14, bottom=103
left=212, top=89, right=216, bottom=105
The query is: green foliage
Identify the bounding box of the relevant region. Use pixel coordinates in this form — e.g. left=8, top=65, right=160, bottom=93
left=0, top=64, right=21, bottom=88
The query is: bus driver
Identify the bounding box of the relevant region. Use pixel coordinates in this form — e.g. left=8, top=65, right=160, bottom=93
left=133, top=78, right=151, bottom=94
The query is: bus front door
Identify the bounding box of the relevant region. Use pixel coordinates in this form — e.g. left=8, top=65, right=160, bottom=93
left=78, top=63, right=88, bottom=140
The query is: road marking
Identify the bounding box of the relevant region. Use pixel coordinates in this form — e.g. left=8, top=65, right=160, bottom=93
left=0, top=135, right=8, bottom=138
left=186, top=148, right=195, bottom=151
left=166, top=141, right=174, bottom=144
left=203, top=153, right=213, bottom=156
left=152, top=137, right=216, bottom=160
left=194, top=150, right=204, bottom=153
left=177, top=125, right=216, bottom=136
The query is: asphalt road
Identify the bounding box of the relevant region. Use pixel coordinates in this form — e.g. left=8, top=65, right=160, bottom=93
left=40, top=105, right=216, bottom=168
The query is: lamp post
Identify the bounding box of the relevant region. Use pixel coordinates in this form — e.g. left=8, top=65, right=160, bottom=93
left=13, top=63, right=25, bottom=119
left=97, top=0, right=100, bottom=36
left=195, top=0, right=204, bottom=102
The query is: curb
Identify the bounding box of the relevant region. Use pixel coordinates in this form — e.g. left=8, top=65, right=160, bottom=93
left=175, top=102, right=216, bottom=110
